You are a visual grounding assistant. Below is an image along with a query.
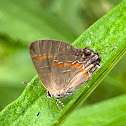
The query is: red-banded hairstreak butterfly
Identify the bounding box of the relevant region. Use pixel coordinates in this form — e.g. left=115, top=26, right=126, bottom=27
left=28, top=40, right=101, bottom=116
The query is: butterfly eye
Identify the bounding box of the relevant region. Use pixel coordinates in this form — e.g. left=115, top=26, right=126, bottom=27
left=84, top=50, right=91, bottom=56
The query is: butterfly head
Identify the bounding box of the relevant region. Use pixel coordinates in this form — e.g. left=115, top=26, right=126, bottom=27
left=80, top=48, right=101, bottom=66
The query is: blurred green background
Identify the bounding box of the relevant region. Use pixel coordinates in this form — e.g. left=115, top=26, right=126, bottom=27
left=0, top=0, right=125, bottom=113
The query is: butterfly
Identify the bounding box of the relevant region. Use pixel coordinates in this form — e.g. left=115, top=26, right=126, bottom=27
left=29, top=40, right=101, bottom=112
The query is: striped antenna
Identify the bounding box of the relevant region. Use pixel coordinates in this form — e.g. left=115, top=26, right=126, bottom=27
left=96, top=43, right=116, bottom=54
left=22, top=82, right=40, bottom=88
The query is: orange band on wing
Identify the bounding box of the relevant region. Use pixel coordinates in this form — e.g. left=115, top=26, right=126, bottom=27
left=35, top=55, right=56, bottom=60
left=79, top=67, right=84, bottom=72
left=85, top=71, right=89, bottom=78
left=79, top=68, right=88, bottom=72
left=48, top=55, right=56, bottom=58
left=48, top=55, right=53, bottom=58
left=54, top=61, right=83, bottom=68
left=58, top=63, right=64, bottom=67
left=54, top=61, right=72, bottom=67
left=79, top=68, right=89, bottom=78
left=35, top=56, right=39, bottom=60
left=64, top=62, right=72, bottom=66
left=35, top=55, right=47, bottom=60
left=40, top=55, right=47, bottom=60
left=72, top=62, right=83, bottom=68
left=54, top=61, right=58, bottom=66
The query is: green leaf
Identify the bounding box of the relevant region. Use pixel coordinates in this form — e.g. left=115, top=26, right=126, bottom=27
left=0, top=0, right=77, bottom=44
left=0, top=0, right=126, bottom=126
left=62, top=94, right=126, bottom=126
left=0, top=0, right=77, bottom=111
left=0, top=0, right=77, bottom=87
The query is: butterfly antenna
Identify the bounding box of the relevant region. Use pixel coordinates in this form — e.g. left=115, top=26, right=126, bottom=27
left=48, top=98, right=55, bottom=117
left=96, top=43, right=115, bottom=52
left=86, top=40, right=91, bottom=48
left=96, top=43, right=116, bottom=54
left=22, top=82, right=40, bottom=88
left=97, top=47, right=116, bottom=54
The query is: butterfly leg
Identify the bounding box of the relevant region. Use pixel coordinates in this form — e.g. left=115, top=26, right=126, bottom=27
left=64, top=92, right=74, bottom=95
left=56, top=97, right=65, bottom=110
left=56, top=92, right=75, bottom=110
